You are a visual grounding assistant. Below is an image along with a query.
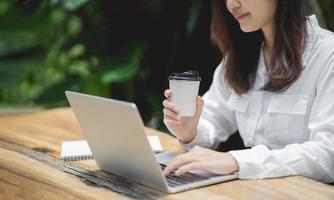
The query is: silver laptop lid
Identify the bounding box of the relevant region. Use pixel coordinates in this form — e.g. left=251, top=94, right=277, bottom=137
left=65, top=91, right=169, bottom=192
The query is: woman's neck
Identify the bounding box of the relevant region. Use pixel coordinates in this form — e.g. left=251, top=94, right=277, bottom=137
left=262, top=23, right=275, bottom=67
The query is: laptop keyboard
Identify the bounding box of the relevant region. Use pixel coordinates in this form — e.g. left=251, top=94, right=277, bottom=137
left=159, top=163, right=208, bottom=187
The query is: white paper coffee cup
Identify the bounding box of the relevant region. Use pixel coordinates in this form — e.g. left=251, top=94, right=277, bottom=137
left=168, top=71, right=201, bottom=116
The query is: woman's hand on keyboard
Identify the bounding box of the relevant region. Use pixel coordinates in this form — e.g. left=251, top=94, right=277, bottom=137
left=163, top=145, right=239, bottom=176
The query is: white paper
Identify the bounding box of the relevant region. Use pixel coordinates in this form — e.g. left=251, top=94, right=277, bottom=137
left=147, top=135, right=163, bottom=153
left=61, top=140, right=92, bottom=159
left=60, top=136, right=163, bottom=160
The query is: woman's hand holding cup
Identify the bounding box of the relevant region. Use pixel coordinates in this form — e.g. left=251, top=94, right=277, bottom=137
left=163, top=71, right=203, bottom=143
left=162, top=89, right=204, bottom=143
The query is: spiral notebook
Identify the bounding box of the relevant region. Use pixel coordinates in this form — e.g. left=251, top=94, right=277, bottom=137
left=60, top=136, right=163, bottom=161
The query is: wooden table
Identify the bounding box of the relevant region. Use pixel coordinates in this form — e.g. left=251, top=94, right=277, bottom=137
left=0, top=107, right=333, bottom=200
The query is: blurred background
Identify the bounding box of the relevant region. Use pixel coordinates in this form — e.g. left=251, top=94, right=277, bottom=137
left=0, top=0, right=333, bottom=132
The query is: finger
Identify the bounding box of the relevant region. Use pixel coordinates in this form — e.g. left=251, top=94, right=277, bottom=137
left=175, top=162, right=208, bottom=176
left=163, top=108, right=180, bottom=120
left=189, top=145, right=202, bottom=152
left=164, top=89, right=171, bottom=99
left=163, top=115, right=181, bottom=126
left=194, top=96, right=204, bottom=118
left=163, top=154, right=197, bottom=176
left=162, top=99, right=179, bottom=113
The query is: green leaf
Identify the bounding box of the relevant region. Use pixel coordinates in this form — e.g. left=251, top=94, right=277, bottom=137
left=101, top=61, right=139, bottom=84
left=83, top=76, right=109, bottom=97
left=62, top=0, right=89, bottom=11
left=67, top=16, right=82, bottom=36
left=68, top=43, right=85, bottom=58
left=186, top=0, right=203, bottom=35
left=101, top=42, right=148, bottom=84
left=68, top=60, right=90, bottom=78
left=49, top=9, right=66, bottom=26
left=0, top=31, right=39, bottom=56
left=0, top=2, right=10, bottom=16
left=59, top=52, right=71, bottom=68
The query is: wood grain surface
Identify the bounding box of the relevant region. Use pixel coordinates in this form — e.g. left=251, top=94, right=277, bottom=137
left=0, top=107, right=333, bottom=200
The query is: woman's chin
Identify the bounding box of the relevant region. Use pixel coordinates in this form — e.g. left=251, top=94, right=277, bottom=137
left=239, top=25, right=260, bottom=33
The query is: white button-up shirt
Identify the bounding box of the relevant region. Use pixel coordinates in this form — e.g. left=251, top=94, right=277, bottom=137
left=182, top=15, right=334, bottom=183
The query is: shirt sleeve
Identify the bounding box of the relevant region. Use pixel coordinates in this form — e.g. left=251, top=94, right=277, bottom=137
left=229, top=53, right=334, bottom=183
left=181, top=61, right=238, bottom=150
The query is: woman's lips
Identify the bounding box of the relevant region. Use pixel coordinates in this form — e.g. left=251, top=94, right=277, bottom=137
left=234, top=13, right=250, bottom=22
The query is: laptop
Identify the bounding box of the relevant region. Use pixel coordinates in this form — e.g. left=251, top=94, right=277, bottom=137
left=65, top=91, right=238, bottom=193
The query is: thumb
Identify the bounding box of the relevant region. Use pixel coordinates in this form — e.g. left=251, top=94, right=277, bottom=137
left=194, top=96, right=204, bottom=118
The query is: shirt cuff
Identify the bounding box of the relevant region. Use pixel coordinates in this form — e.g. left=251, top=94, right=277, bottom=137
left=229, top=145, right=300, bottom=179
left=228, top=146, right=266, bottom=179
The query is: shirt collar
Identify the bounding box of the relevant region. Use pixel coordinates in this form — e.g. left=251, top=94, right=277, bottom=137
left=303, top=15, right=322, bottom=66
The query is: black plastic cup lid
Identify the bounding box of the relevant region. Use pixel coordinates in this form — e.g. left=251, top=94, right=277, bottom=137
left=168, top=70, right=201, bottom=81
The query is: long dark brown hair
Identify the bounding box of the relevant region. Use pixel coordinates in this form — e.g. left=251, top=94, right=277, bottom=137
left=211, top=0, right=309, bottom=94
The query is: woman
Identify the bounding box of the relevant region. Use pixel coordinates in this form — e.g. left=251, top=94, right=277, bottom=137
left=162, top=0, right=334, bottom=183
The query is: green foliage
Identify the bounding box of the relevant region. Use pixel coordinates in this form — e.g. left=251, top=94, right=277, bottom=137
left=61, top=0, right=89, bottom=11
left=101, top=42, right=148, bottom=84
left=0, top=0, right=149, bottom=107
left=0, top=2, right=10, bottom=16
left=187, top=0, right=203, bottom=35
left=0, top=0, right=205, bottom=112
left=318, top=0, right=334, bottom=30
